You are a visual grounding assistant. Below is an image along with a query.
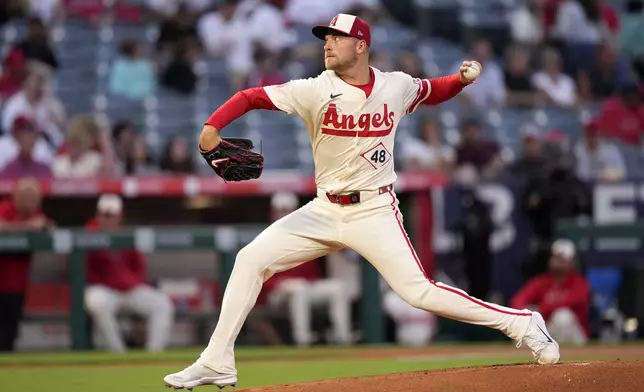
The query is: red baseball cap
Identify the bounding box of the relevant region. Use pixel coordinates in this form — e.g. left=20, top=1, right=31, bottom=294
left=312, top=14, right=371, bottom=47
left=12, top=115, right=35, bottom=130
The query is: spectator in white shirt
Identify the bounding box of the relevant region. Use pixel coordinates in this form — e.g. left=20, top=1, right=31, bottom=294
left=284, top=0, right=380, bottom=25
left=52, top=115, right=103, bottom=178
left=401, top=117, right=454, bottom=172
left=510, top=0, right=545, bottom=46
left=237, top=0, right=291, bottom=54
left=455, top=39, right=506, bottom=108
left=27, top=0, right=64, bottom=24
left=1, top=64, right=65, bottom=150
left=574, top=120, right=626, bottom=181
left=145, top=0, right=214, bottom=17
left=197, top=0, right=253, bottom=88
left=554, top=0, right=610, bottom=44
left=532, top=47, right=578, bottom=109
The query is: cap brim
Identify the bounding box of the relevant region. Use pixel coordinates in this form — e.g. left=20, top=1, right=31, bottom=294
left=312, top=25, right=352, bottom=41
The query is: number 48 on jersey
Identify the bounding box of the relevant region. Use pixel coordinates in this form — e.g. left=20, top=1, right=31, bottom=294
left=360, top=142, right=392, bottom=170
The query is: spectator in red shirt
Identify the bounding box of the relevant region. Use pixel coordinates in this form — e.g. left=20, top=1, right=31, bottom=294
left=84, top=194, right=174, bottom=352
left=455, top=118, right=505, bottom=179
left=261, top=192, right=352, bottom=346
left=596, top=82, right=644, bottom=146
left=511, top=239, right=590, bottom=345
left=0, top=178, right=54, bottom=351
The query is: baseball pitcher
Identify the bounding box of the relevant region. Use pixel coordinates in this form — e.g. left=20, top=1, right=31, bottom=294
left=164, top=14, right=560, bottom=390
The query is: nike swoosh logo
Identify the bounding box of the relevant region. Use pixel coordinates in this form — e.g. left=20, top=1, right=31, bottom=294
left=330, top=93, right=343, bottom=99
left=211, top=158, right=229, bottom=168
left=536, top=324, right=553, bottom=343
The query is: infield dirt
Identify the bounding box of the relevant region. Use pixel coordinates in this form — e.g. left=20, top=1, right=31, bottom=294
left=239, top=360, right=643, bottom=392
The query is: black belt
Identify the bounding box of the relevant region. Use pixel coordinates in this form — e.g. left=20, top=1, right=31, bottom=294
left=326, top=184, right=393, bottom=205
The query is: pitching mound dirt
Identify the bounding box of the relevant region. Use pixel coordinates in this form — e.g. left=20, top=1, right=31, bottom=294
left=240, top=360, right=643, bottom=392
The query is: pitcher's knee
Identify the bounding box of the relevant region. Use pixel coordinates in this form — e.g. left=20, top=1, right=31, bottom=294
left=397, top=291, right=426, bottom=310
left=234, top=245, right=267, bottom=274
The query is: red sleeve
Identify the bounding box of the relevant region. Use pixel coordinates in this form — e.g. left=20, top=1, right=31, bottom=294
left=538, top=278, right=590, bottom=318
left=511, top=277, right=546, bottom=309
left=421, top=74, right=465, bottom=106
left=205, top=87, right=279, bottom=130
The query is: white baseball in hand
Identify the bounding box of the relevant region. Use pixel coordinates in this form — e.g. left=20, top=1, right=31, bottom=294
left=462, top=62, right=481, bottom=81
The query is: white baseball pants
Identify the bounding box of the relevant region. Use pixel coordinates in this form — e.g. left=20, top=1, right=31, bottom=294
left=268, top=278, right=353, bottom=346
left=85, top=284, right=174, bottom=352
left=199, top=189, right=532, bottom=375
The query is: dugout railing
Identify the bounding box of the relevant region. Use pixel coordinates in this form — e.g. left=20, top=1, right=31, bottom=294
left=0, top=227, right=384, bottom=350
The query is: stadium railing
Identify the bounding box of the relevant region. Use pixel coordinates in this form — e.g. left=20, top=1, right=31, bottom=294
left=0, top=227, right=384, bottom=350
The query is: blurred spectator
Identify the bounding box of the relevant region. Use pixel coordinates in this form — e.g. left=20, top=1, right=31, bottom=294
left=455, top=39, right=506, bottom=108
left=369, top=51, right=395, bottom=73
left=85, top=194, right=174, bottom=352
left=504, top=45, right=539, bottom=108
left=145, top=0, right=213, bottom=18
left=452, top=167, right=495, bottom=301
left=595, top=82, right=644, bottom=145
left=578, top=42, right=631, bottom=101
left=554, top=0, right=612, bottom=44
left=0, top=115, right=53, bottom=171
left=12, top=17, right=58, bottom=71
left=510, top=124, right=547, bottom=182
left=159, top=135, right=195, bottom=174
left=512, top=239, right=590, bottom=346
left=620, top=0, right=644, bottom=81
left=161, top=40, right=198, bottom=94
left=0, top=1, right=27, bottom=25
left=124, top=135, right=158, bottom=175
left=574, top=120, right=626, bottom=182
left=27, top=0, right=65, bottom=24
left=108, top=38, right=157, bottom=101
left=1, top=63, right=66, bottom=148
left=532, top=47, right=577, bottom=108
left=62, top=0, right=142, bottom=23
left=0, top=48, right=28, bottom=104
left=400, top=117, right=453, bottom=172
left=112, top=121, right=137, bottom=163
left=510, top=0, right=545, bottom=46
left=239, top=0, right=291, bottom=55
left=397, top=50, right=428, bottom=79
left=261, top=193, right=353, bottom=346
left=155, top=3, right=199, bottom=54
left=198, top=0, right=253, bottom=89
left=52, top=115, right=104, bottom=178
left=284, top=0, right=379, bottom=25
left=243, top=46, right=287, bottom=88
left=455, top=118, right=505, bottom=179
left=522, top=160, right=590, bottom=277
left=0, top=179, right=54, bottom=351
left=0, top=116, right=52, bottom=180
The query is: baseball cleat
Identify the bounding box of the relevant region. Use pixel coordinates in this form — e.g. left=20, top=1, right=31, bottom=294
left=516, top=311, right=560, bottom=365
left=164, top=362, right=237, bottom=390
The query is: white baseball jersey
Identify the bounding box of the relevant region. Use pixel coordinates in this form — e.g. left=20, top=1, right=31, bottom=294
left=264, top=67, right=431, bottom=194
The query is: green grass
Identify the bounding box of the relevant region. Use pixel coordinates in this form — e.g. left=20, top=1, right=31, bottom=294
left=0, top=344, right=640, bottom=391
left=0, top=354, right=526, bottom=391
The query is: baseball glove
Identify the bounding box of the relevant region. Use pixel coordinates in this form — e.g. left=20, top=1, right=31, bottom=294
left=200, top=137, right=264, bottom=182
